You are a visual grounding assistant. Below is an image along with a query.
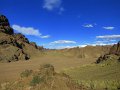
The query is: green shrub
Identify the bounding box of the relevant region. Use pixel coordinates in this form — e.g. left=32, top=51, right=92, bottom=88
left=30, top=75, right=44, bottom=86
left=20, top=69, right=33, bottom=78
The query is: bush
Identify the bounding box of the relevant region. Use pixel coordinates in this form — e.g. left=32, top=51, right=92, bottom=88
left=20, top=69, right=33, bottom=78
left=30, top=75, right=44, bottom=86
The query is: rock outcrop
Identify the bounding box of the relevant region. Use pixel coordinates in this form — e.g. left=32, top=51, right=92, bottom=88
left=0, top=15, right=14, bottom=34
left=0, top=15, right=43, bottom=62
left=96, top=41, right=120, bottom=64
left=109, top=41, right=120, bottom=55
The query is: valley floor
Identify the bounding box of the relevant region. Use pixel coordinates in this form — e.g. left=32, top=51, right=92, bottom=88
left=0, top=54, right=96, bottom=83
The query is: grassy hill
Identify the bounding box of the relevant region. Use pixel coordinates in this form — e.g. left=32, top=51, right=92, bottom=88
left=63, top=60, right=120, bottom=90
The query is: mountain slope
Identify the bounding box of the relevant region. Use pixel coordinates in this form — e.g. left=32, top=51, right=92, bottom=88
left=0, top=15, right=43, bottom=62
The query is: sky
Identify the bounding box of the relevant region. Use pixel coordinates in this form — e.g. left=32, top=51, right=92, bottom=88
left=0, top=0, right=120, bottom=49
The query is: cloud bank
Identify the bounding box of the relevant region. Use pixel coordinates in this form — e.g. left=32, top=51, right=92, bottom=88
left=12, top=24, right=50, bottom=38
left=50, top=40, right=76, bottom=44
left=96, top=35, right=120, bottom=39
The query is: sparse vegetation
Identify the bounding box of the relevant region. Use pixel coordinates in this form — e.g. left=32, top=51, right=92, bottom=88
left=0, top=64, right=85, bottom=90
left=20, top=69, right=33, bottom=78
left=63, top=62, right=120, bottom=90
left=30, top=75, right=44, bottom=86
left=75, top=80, right=120, bottom=90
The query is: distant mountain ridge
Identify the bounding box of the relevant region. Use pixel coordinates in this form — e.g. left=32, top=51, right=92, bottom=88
left=0, top=15, right=43, bottom=62
left=48, top=45, right=111, bottom=59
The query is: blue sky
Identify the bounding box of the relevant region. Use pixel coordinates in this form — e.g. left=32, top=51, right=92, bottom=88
left=0, top=0, right=120, bottom=49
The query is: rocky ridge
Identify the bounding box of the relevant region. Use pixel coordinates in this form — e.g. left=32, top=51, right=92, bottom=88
left=0, top=15, right=43, bottom=62
left=96, top=41, right=120, bottom=63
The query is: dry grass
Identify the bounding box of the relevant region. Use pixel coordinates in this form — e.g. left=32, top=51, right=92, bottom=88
left=63, top=62, right=120, bottom=90
left=0, top=64, right=85, bottom=90
left=0, top=54, right=96, bottom=83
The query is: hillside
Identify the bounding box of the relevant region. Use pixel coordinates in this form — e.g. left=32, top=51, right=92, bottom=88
left=46, top=45, right=111, bottom=59
left=63, top=42, right=120, bottom=90
left=0, top=15, right=44, bottom=62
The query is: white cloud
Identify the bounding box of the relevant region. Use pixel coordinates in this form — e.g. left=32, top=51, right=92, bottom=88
left=12, top=24, right=50, bottom=38
left=103, top=26, right=115, bottom=30
left=83, top=24, right=93, bottom=28
left=50, top=40, right=76, bottom=44
left=54, top=45, right=77, bottom=49
left=96, top=40, right=116, bottom=43
left=96, top=35, right=120, bottom=39
left=44, top=41, right=116, bottom=49
left=40, top=35, right=50, bottom=38
left=43, top=0, right=62, bottom=11
left=78, top=43, right=113, bottom=48
left=95, top=35, right=119, bottom=46
left=12, top=24, right=41, bottom=36
left=78, top=45, right=87, bottom=47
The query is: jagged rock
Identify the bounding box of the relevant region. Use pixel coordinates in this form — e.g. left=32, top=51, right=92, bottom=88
left=30, top=42, right=38, bottom=49
left=96, top=41, right=120, bottom=63
left=109, top=41, right=120, bottom=55
left=0, top=15, right=14, bottom=34
left=96, top=54, right=111, bottom=63
left=14, top=33, right=29, bottom=44
left=0, top=33, right=15, bottom=45
left=0, top=45, right=29, bottom=62
left=0, top=15, right=43, bottom=62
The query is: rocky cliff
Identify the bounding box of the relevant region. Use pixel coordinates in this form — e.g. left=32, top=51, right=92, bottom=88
left=0, top=15, right=43, bottom=62
left=96, top=41, right=120, bottom=63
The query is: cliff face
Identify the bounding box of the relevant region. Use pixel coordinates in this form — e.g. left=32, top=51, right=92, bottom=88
left=0, top=15, right=43, bottom=62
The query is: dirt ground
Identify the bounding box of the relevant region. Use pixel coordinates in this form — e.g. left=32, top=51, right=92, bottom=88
left=0, top=55, right=96, bottom=83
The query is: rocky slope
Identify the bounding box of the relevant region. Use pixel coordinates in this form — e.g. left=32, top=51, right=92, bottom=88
left=96, top=41, right=120, bottom=63
left=0, top=15, right=43, bottom=62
